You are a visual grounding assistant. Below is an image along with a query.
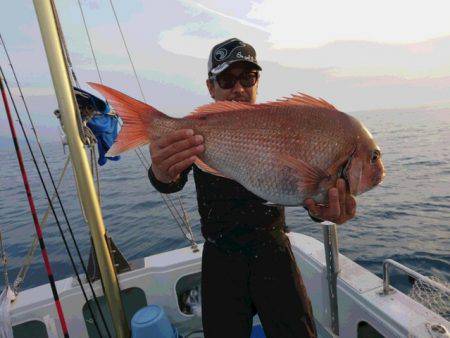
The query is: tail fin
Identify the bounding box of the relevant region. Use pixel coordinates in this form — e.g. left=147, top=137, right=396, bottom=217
left=88, top=82, right=164, bottom=156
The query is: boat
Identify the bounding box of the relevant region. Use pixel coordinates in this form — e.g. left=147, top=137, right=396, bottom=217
left=0, top=1, right=449, bottom=337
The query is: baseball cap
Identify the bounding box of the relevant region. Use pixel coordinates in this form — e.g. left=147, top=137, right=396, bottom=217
left=207, top=38, right=262, bottom=76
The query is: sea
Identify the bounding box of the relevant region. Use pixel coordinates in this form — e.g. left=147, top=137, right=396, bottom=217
left=0, top=108, right=449, bottom=297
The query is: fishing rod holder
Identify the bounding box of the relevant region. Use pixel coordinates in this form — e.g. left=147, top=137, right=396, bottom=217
left=322, top=221, right=340, bottom=336
left=382, top=259, right=450, bottom=295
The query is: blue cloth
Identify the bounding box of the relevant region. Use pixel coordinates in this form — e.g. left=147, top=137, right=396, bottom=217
left=74, top=87, right=121, bottom=166
left=86, top=106, right=121, bottom=166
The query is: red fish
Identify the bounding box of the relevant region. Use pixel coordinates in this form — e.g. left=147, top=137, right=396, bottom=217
left=89, top=82, right=385, bottom=206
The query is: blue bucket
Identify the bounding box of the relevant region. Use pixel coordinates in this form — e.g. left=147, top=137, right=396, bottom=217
left=131, top=305, right=178, bottom=338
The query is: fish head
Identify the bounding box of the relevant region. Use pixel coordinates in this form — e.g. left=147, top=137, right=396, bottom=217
left=344, top=130, right=385, bottom=196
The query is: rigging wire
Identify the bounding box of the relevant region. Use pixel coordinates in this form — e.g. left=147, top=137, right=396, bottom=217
left=91, top=145, right=102, bottom=206
left=133, top=142, right=196, bottom=244
left=13, top=156, right=71, bottom=293
left=134, top=150, right=197, bottom=247
left=76, top=0, right=197, bottom=247
left=0, top=226, right=9, bottom=288
left=76, top=0, right=103, bottom=85
left=103, top=0, right=197, bottom=246
left=0, top=63, right=110, bottom=337
left=50, top=1, right=80, bottom=88
left=107, top=0, right=146, bottom=102
left=0, top=73, right=70, bottom=338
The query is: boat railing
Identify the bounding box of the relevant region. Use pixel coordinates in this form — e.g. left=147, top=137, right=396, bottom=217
left=382, top=259, right=450, bottom=296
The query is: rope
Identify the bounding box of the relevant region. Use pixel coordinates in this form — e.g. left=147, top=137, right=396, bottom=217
left=0, top=64, right=110, bottom=337
left=1, top=72, right=70, bottom=338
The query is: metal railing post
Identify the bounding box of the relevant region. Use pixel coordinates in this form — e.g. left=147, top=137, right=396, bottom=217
left=323, top=221, right=340, bottom=336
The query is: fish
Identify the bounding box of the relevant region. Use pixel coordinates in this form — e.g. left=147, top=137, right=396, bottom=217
left=88, top=82, right=385, bottom=206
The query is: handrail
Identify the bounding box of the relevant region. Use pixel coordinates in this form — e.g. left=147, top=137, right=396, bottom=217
left=382, top=259, right=450, bottom=295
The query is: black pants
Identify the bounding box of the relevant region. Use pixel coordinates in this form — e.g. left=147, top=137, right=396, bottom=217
left=201, top=232, right=317, bottom=338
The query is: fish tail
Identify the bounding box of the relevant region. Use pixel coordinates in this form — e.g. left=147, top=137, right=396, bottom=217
left=88, top=82, right=165, bottom=156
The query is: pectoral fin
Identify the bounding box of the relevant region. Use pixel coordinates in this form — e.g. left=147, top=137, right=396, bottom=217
left=194, top=158, right=229, bottom=178
left=278, top=154, right=331, bottom=193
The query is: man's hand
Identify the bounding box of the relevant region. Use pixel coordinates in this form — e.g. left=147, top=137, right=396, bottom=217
left=304, top=178, right=356, bottom=225
left=149, top=129, right=204, bottom=183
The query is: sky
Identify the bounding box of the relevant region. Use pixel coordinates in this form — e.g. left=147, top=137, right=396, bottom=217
left=0, top=0, right=450, bottom=141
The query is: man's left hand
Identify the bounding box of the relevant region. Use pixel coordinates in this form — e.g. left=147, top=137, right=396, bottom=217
left=304, top=178, right=356, bottom=225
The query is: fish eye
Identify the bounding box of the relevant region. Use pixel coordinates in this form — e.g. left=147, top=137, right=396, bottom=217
left=371, top=149, right=381, bottom=163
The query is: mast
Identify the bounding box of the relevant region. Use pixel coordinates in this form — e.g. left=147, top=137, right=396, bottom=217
left=32, top=1, right=130, bottom=337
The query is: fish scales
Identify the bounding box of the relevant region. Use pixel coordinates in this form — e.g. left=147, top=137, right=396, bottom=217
left=88, top=83, right=385, bottom=206
left=182, top=107, right=355, bottom=205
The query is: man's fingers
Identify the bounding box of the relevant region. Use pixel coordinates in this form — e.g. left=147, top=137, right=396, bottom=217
left=328, top=187, right=340, bottom=219
left=346, top=195, right=356, bottom=216
left=304, top=199, right=317, bottom=213
left=168, top=156, right=197, bottom=177
left=163, top=143, right=204, bottom=169
left=155, top=129, right=194, bottom=149
left=337, top=178, right=346, bottom=216
left=154, top=134, right=203, bottom=163
left=149, top=129, right=203, bottom=183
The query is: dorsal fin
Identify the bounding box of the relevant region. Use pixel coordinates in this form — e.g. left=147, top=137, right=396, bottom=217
left=190, top=93, right=337, bottom=117
left=274, top=93, right=337, bottom=110
left=191, top=101, right=255, bottom=117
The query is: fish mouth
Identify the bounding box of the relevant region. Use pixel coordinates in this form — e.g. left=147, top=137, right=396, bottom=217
left=372, top=170, right=386, bottom=188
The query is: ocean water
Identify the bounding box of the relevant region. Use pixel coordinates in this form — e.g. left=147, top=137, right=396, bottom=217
left=0, top=108, right=449, bottom=294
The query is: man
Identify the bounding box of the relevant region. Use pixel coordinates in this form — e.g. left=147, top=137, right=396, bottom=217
left=148, top=38, right=356, bottom=338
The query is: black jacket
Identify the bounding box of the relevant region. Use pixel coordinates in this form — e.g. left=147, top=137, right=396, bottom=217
left=148, top=165, right=288, bottom=241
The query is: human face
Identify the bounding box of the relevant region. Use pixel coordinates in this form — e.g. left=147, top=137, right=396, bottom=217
left=206, top=63, right=259, bottom=103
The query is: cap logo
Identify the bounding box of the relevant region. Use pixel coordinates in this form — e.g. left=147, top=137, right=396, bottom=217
left=214, top=48, right=228, bottom=61
left=236, top=51, right=255, bottom=62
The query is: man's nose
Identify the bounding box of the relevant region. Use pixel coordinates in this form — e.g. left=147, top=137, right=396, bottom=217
left=232, top=80, right=245, bottom=93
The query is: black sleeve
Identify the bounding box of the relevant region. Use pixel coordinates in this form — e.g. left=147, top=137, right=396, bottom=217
left=148, top=165, right=192, bottom=194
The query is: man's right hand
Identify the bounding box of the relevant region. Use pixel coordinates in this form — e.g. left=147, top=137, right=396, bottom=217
left=149, top=129, right=204, bottom=183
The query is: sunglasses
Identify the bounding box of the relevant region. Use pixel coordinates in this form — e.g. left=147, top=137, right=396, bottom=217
left=210, top=71, right=259, bottom=90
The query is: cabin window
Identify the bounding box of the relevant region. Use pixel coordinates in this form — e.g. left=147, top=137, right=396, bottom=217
left=13, top=320, right=48, bottom=338
left=358, top=321, right=384, bottom=338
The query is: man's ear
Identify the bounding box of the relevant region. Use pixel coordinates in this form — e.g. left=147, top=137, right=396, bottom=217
left=206, top=79, right=215, bottom=99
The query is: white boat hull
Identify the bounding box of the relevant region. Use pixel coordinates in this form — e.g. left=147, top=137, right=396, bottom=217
left=8, top=232, right=449, bottom=337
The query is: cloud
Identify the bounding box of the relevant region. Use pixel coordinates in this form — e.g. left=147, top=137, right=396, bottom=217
left=2, top=0, right=450, bottom=141
left=157, top=1, right=450, bottom=80
left=247, top=0, right=450, bottom=48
